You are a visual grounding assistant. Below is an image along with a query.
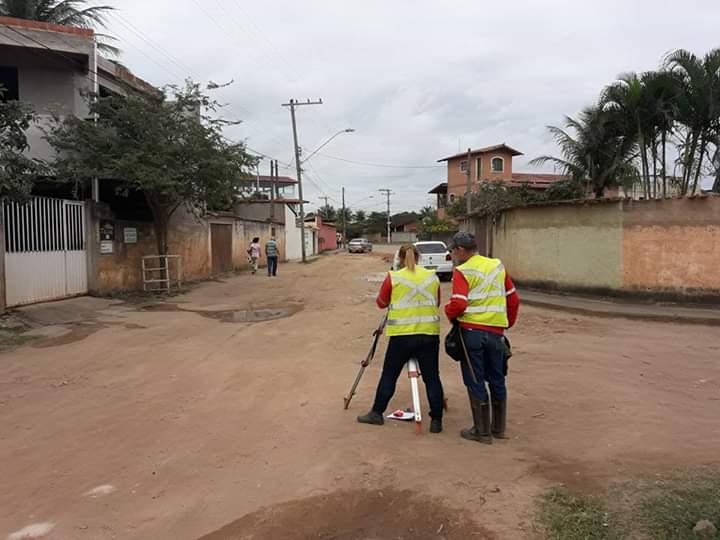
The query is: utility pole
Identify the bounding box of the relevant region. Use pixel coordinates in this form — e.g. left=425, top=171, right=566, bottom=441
left=379, top=188, right=392, bottom=244
left=270, top=159, right=276, bottom=221
left=282, top=98, right=323, bottom=263
left=341, top=187, right=347, bottom=250
left=319, top=195, right=330, bottom=207
left=466, top=147, right=473, bottom=216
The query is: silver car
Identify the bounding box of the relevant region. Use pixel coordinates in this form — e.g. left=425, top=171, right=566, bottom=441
left=348, top=238, right=373, bottom=253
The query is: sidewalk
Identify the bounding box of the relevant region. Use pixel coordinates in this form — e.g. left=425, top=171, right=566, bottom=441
left=521, top=289, right=720, bottom=326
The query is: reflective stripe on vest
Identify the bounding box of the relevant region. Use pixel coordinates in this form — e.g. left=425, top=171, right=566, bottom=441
left=457, top=255, right=509, bottom=328
left=386, top=267, right=440, bottom=336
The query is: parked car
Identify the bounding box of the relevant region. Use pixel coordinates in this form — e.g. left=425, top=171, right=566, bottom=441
left=392, top=241, right=454, bottom=281
left=348, top=238, right=373, bottom=253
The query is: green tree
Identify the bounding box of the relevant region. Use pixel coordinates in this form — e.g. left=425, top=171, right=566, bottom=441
left=0, top=0, right=118, bottom=54
left=418, top=205, right=435, bottom=220
left=353, top=209, right=366, bottom=223
left=664, top=48, right=720, bottom=195
left=531, top=105, right=638, bottom=198
left=0, top=87, right=44, bottom=201
left=48, top=81, right=256, bottom=255
left=317, top=204, right=336, bottom=221
left=337, top=206, right=352, bottom=226
left=447, top=181, right=543, bottom=218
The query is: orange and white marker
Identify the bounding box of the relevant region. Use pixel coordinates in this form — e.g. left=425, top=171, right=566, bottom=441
left=407, top=358, right=422, bottom=434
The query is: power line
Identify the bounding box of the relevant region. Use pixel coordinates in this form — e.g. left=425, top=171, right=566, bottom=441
left=316, top=152, right=444, bottom=169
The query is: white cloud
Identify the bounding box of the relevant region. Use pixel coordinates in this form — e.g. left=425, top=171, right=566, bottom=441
left=106, top=0, right=720, bottom=212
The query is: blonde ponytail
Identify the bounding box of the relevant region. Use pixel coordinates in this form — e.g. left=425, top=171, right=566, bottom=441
left=398, top=244, right=419, bottom=272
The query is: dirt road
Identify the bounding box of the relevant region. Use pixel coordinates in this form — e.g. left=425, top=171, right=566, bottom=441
left=2, top=252, right=719, bottom=539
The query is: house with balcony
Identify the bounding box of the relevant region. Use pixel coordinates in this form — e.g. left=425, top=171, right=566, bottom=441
left=429, top=144, right=566, bottom=217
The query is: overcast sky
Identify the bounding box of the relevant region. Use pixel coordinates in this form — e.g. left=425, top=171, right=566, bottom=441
left=104, top=0, right=719, bottom=214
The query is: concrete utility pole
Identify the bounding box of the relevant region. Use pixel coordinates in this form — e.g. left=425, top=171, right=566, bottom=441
left=318, top=195, right=330, bottom=208
left=341, top=187, right=347, bottom=250
left=270, top=159, right=277, bottom=221
left=379, top=188, right=393, bottom=244
left=282, top=98, right=323, bottom=263
left=466, top=147, right=472, bottom=216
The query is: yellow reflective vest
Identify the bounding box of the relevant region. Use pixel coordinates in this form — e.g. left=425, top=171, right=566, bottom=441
left=386, top=266, right=440, bottom=337
left=456, top=255, right=509, bottom=328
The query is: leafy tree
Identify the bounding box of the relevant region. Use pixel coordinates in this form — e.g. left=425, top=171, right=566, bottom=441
left=0, top=0, right=119, bottom=55
left=447, top=181, right=544, bottom=218
left=337, top=206, right=352, bottom=226
left=48, top=81, right=256, bottom=255
left=317, top=204, right=336, bottom=221
left=365, top=211, right=388, bottom=234
left=353, top=209, right=366, bottom=223
left=0, top=88, right=44, bottom=201
left=531, top=105, right=637, bottom=198
left=417, top=213, right=455, bottom=240
left=418, top=205, right=435, bottom=220
left=664, top=48, right=720, bottom=195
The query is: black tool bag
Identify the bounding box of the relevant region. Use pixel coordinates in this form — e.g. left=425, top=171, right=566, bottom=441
left=444, top=321, right=465, bottom=362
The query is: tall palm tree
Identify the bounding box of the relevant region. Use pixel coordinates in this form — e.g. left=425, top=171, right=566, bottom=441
left=664, top=48, right=720, bottom=195
left=0, top=0, right=117, bottom=55
left=531, top=105, right=638, bottom=198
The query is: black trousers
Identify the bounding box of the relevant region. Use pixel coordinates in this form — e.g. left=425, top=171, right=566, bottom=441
left=372, top=335, right=445, bottom=419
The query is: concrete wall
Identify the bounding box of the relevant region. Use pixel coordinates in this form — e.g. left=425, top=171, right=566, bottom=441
left=479, top=196, right=720, bottom=299
left=284, top=204, right=303, bottom=260
left=87, top=203, right=284, bottom=294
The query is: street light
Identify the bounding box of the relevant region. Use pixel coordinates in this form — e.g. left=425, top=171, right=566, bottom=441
left=301, top=128, right=355, bottom=165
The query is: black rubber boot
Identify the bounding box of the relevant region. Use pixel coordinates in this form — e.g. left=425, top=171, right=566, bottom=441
left=357, top=410, right=384, bottom=426
left=460, top=395, right=492, bottom=444
left=429, top=417, right=443, bottom=433
left=492, top=400, right=508, bottom=439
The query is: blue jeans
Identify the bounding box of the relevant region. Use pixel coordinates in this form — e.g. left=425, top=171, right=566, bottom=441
left=267, top=256, right=278, bottom=276
left=460, top=328, right=506, bottom=402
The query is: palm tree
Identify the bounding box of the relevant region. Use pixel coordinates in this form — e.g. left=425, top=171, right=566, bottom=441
left=531, top=105, right=638, bottom=198
left=418, top=206, right=435, bottom=220
left=664, top=48, right=720, bottom=195
left=0, top=0, right=117, bottom=55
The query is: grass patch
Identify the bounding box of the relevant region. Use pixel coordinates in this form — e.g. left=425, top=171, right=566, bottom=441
left=0, top=330, right=37, bottom=352
left=537, top=487, right=615, bottom=540
left=536, top=468, right=720, bottom=540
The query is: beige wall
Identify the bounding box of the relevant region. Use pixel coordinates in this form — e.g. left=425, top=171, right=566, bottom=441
left=476, top=196, right=720, bottom=298
left=492, top=202, right=623, bottom=290
left=446, top=150, right=515, bottom=200
left=622, top=198, right=720, bottom=293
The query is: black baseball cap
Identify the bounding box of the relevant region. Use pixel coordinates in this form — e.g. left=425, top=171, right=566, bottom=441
left=448, top=231, right=477, bottom=250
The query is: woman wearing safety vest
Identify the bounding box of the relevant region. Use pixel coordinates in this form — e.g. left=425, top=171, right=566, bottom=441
left=445, top=231, right=520, bottom=444
left=357, top=244, right=446, bottom=433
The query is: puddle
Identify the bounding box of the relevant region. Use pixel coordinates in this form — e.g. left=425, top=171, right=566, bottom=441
left=32, top=323, right=105, bottom=348
left=197, top=488, right=491, bottom=539
left=196, top=305, right=302, bottom=323
left=140, top=303, right=302, bottom=323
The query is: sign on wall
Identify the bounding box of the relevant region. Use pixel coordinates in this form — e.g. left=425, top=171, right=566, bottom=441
left=99, top=220, right=115, bottom=241
left=100, top=241, right=114, bottom=255
left=123, top=227, right=138, bottom=244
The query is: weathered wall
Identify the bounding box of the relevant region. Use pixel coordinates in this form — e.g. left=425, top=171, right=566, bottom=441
left=479, top=196, right=720, bottom=299
left=446, top=150, right=515, bottom=199
left=493, top=202, right=623, bottom=290
left=317, top=219, right=337, bottom=252
left=621, top=197, right=720, bottom=294
left=87, top=204, right=283, bottom=294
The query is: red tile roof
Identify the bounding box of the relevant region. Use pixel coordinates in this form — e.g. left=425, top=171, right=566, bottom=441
left=254, top=175, right=298, bottom=185
left=0, top=16, right=94, bottom=37
left=507, top=173, right=567, bottom=189
left=438, top=144, right=524, bottom=162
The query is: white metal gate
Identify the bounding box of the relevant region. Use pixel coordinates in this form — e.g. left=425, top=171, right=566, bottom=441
left=3, top=197, right=88, bottom=307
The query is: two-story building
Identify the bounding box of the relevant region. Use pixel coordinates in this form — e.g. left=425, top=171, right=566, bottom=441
left=429, top=144, right=566, bottom=217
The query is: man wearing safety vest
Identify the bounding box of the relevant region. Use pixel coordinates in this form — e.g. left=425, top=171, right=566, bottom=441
left=445, top=231, right=520, bottom=444
left=357, top=244, right=446, bottom=433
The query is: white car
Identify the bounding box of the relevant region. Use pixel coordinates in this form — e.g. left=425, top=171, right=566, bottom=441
left=392, top=241, right=454, bottom=281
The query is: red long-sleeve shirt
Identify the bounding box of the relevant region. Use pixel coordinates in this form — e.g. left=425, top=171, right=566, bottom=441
left=444, top=269, right=520, bottom=334
left=376, top=273, right=441, bottom=309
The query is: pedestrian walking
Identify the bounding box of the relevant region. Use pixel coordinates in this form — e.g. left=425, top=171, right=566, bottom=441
left=357, top=244, right=445, bottom=433
left=445, top=231, right=520, bottom=444
left=265, top=236, right=279, bottom=277
left=248, top=237, right=261, bottom=274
